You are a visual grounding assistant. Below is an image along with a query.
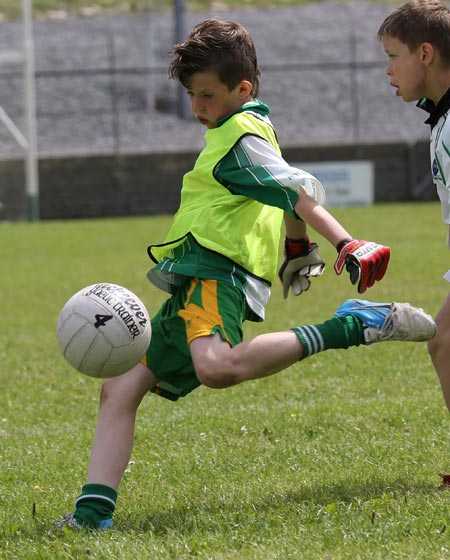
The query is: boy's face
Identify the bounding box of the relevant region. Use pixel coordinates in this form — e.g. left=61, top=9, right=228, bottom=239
left=185, top=71, right=252, bottom=129
left=382, top=35, right=428, bottom=102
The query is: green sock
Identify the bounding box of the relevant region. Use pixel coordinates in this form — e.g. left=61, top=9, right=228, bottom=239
left=292, top=315, right=365, bottom=360
left=74, top=483, right=117, bottom=529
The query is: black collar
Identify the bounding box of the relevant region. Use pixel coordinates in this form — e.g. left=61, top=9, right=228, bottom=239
left=417, top=87, right=450, bottom=129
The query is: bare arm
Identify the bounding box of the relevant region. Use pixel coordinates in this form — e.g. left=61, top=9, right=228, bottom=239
left=283, top=212, right=307, bottom=239
left=293, top=189, right=351, bottom=248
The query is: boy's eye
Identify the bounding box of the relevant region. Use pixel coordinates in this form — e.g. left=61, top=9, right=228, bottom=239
left=185, top=91, right=213, bottom=99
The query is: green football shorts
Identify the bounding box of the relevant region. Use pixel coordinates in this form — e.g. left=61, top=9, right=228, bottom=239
left=142, top=277, right=246, bottom=401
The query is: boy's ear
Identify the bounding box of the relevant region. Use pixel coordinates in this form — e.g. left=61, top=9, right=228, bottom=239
left=238, top=80, right=253, bottom=98
left=419, top=42, right=435, bottom=65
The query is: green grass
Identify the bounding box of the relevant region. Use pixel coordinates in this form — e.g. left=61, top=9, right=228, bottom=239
left=0, top=0, right=404, bottom=21
left=1, top=0, right=321, bottom=20
left=1, top=202, right=450, bottom=559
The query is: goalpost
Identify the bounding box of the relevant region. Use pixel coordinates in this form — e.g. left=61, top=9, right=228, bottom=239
left=0, top=0, right=39, bottom=221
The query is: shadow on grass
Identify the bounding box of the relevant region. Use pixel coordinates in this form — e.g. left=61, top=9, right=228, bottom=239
left=121, top=476, right=441, bottom=534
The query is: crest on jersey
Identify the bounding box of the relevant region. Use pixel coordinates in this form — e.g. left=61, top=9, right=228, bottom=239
left=432, top=158, right=442, bottom=182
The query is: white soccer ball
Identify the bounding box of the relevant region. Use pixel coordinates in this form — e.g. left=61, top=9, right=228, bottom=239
left=57, top=283, right=152, bottom=378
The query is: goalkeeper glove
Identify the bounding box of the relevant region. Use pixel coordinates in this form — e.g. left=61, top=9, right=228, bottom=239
left=278, top=237, right=325, bottom=299
left=334, top=239, right=390, bottom=294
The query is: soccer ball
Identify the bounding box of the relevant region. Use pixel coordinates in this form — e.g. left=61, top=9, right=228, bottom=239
left=57, top=283, right=152, bottom=378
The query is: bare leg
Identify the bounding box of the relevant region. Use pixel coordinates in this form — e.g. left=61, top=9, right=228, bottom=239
left=191, top=299, right=436, bottom=390
left=86, top=330, right=303, bottom=486
left=191, top=330, right=303, bottom=389
left=428, top=292, right=450, bottom=413
left=86, top=362, right=157, bottom=489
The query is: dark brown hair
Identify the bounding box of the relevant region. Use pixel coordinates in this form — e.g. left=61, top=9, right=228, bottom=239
left=377, top=0, right=450, bottom=63
left=169, top=18, right=260, bottom=97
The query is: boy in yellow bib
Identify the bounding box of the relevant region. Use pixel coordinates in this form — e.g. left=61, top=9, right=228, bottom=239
left=56, top=18, right=436, bottom=530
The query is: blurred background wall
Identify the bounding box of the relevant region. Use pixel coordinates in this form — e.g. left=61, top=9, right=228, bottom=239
left=0, top=2, right=437, bottom=220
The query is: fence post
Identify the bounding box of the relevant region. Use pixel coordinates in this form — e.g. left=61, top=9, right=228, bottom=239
left=22, top=0, right=39, bottom=221
left=173, top=0, right=190, bottom=119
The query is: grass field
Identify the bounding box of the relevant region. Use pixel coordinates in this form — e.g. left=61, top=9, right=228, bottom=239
left=1, top=202, right=450, bottom=559
left=0, top=0, right=404, bottom=20
left=0, top=0, right=333, bottom=20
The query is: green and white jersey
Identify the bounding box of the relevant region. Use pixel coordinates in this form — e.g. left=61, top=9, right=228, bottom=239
left=147, top=100, right=325, bottom=321
left=215, top=128, right=325, bottom=209
left=419, top=88, right=450, bottom=247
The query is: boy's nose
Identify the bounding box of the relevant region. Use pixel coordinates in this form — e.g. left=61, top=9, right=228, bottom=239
left=191, top=97, right=202, bottom=112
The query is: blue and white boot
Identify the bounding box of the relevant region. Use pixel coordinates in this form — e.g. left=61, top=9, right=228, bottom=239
left=53, top=512, right=112, bottom=530
left=335, top=299, right=437, bottom=344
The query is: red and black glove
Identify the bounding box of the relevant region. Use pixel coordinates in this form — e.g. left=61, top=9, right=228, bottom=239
left=334, top=239, right=390, bottom=294
left=278, top=237, right=325, bottom=299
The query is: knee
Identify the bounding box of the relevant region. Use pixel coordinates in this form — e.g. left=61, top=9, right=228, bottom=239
left=195, top=361, right=239, bottom=390
left=99, top=378, right=122, bottom=407
left=190, top=335, right=242, bottom=390
left=99, top=376, right=144, bottom=411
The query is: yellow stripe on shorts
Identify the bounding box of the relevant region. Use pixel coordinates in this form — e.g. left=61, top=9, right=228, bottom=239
left=178, top=278, right=226, bottom=344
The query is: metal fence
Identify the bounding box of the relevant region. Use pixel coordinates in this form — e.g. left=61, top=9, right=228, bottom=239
left=0, top=4, right=429, bottom=159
